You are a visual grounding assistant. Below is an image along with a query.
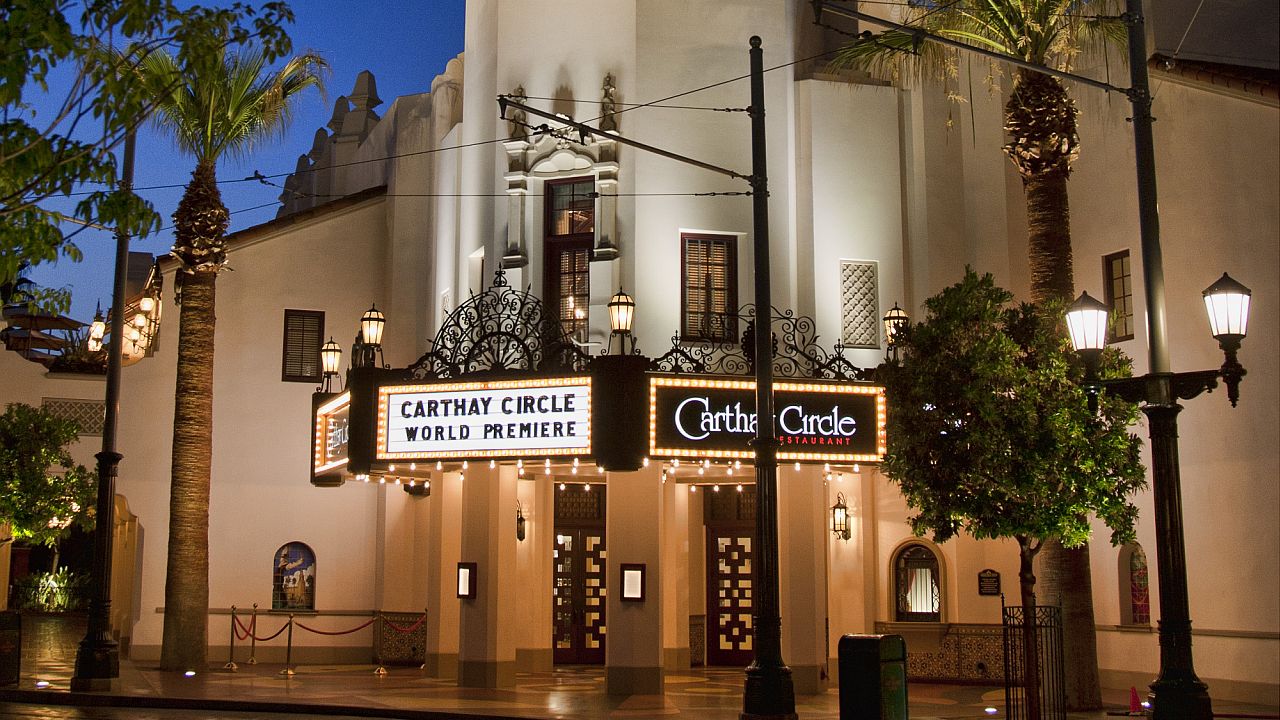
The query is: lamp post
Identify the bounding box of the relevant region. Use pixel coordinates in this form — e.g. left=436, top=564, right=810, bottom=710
left=498, top=37, right=797, bottom=719
left=1067, top=273, right=1250, bottom=719
left=72, top=133, right=136, bottom=690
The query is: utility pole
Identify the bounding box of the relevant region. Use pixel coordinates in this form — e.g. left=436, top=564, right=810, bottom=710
left=498, top=36, right=796, bottom=720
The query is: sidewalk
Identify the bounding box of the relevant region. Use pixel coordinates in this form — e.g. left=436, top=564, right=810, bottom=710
left=4, top=614, right=1277, bottom=719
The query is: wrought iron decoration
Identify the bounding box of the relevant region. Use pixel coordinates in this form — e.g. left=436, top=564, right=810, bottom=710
left=651, top=304, right=875, bottom=382
left=406, top=269, right=589, bottom=379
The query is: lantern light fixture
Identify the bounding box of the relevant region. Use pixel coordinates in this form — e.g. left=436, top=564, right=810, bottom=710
left=607, top=287, right=637, bottom=354
left=831, top=492, right=851, bottom=541
left=516, top=501, right=526, bottom=542
left=883, top=303, right=909, bottom=358
left=319, top=337, right=343, bottom=392
left=1202, top=273, right=1251, bottom=344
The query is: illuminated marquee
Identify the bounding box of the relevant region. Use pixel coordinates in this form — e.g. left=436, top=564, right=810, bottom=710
left=649, top=376, right=886, bottom=462
left=312, top=392, right=352, bottom=476
left=378, top=377, right=591, bottom=460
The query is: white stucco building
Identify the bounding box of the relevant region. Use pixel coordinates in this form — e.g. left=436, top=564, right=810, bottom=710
left=3, top=0, right=1276, bottom=706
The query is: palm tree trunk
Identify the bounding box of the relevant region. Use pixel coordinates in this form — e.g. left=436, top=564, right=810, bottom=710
left=1038, top=539, right=1103, bottom=709
left=161, top=268, right=215, bottom=671
left=1025, top=170, right=1074, bottom=305
left=160, top=159, right=225, bottom=672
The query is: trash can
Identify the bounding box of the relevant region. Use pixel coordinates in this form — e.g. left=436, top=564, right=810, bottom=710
left=0, top=611, right=20, bottom=686
left=838, top=633, right=907, bottom=720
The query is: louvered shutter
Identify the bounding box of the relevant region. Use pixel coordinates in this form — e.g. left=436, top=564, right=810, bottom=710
left=282, top=310, right=324, bottom=382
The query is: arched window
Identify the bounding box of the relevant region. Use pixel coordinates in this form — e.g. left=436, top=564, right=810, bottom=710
left=1119, top=543, right=1150, bottom=625
left=894, top=543, right=941, bottom=622
left=272, top=542, right=316, bottom=611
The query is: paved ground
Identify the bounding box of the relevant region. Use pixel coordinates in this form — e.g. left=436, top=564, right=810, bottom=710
left=3, top=614, right=1277, bottom=719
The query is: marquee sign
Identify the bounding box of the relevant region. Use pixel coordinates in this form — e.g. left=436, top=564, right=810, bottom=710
left=312, top=392, right=352, bottom=481
left=649, top=376, right=885, bottom=462
left=377, top=377, right=591, bottom=460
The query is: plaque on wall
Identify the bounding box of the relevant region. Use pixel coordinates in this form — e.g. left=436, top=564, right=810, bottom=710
left=978, top=569, right=1001, bottom=596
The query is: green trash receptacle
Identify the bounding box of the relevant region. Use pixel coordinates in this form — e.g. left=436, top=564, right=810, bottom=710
left=0, top=611, right=20, bottom=686
left=838, top=633, right=907, bottom=720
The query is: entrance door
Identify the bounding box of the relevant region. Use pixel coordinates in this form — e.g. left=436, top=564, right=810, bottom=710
left=552, top=485, right=606, bottom=664
left=704, top=486, right=756, bottom=666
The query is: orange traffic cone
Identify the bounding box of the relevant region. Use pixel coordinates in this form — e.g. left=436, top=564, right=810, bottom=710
left=1129, top=686, right=1144, bottom=715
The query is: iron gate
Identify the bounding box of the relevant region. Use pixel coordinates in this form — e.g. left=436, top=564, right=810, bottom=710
left=1002, top=601, right=1066, bottom=720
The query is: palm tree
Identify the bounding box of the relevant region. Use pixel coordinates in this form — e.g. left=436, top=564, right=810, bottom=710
left=832, top=2, right=1125, bottom=711
left=140, top=45, right=324, bottom=672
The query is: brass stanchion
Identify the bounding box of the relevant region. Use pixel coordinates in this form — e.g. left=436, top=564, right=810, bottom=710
left=223, top=606, right=238, bottom=671
left=279, top=614, right=295, bottom=677
left=419, top=606, right=428, bottom=671
left=373, top=612, right=388, bottom=676
left=247, top=604, right=258, bottom=665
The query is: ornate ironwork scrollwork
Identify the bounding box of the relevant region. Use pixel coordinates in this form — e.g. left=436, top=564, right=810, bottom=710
left=651, top=304, right=874, bottom=381
left=405, top=269, right=590, bottom=379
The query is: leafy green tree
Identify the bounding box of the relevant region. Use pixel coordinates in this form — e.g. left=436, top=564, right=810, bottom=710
left=878, top=271, right=1143, bottom=720
left=138, top=43, right=324, bottom=672
left=0, top=403, right=96, bottom=547
left=833, top=2, right=1126, bottom=706
left=1, top=0, right=297, bottom=289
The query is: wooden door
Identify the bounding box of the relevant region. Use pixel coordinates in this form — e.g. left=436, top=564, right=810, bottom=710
left=707, top=529, right=755, bottom=666
left=552, top=484, right=606, bottom=664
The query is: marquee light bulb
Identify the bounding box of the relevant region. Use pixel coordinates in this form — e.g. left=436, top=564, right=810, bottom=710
left=462, top=460, right=468, bottom=470
left=689, top=485, right=696, bottom=493
left=672, top=458, right=680, bottom=468
left=489, top=459, right=496, bottom=469
left=409, top=463, right=416, bottom=471
left=436, top=461, right=443, bottom=471
left=713, top=485, right=720, bottom=492
left=389, top=465, right=396, bottom=472
left=642, top=457, right=649, bottom=467
left=559, top=483, right=567, bottom=491
left=737, top=484, right=744, bottom=493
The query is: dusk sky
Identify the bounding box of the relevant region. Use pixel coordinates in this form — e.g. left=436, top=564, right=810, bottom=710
left=28, top=0, right=467, bottom=323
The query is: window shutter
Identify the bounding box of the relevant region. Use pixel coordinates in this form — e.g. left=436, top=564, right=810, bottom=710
left=282, top=310, right=324, bottom=382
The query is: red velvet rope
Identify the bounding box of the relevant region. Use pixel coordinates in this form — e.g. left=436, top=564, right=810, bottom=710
left=233, top=614, right=288, bottom=642
left=232, top=614, right=257, bottom=641
left=295, top=617, right=377, bottom=636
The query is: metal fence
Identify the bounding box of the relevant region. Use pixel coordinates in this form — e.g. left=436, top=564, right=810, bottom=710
left=1002, top=600, right=1066, bottom=720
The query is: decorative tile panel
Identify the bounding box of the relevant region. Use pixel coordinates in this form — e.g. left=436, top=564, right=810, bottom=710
left=841, top=261, right=880, bottom=349
left=41, top=398, right=105, bottom=435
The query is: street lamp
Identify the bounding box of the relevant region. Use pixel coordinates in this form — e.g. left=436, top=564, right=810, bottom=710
left=87, top=305, right=106, bottom=353
left=607, top=287, right=636, bottom=354
left=1066, top=273, right=1250, bottom=718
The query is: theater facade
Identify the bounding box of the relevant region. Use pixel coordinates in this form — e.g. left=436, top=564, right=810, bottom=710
left=5, top=0, right=1268, bottom=705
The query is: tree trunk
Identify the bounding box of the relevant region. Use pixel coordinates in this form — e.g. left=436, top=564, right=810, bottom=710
left=1025, top=170, right=1074, bottom=305
left=1018, top=538, right=1042, bottom=720
left=1038, top=539, right=1103, bottom=709
left=160, top=268, right=216, bottom=671
left=1012, top=74, right=1103, bottom=709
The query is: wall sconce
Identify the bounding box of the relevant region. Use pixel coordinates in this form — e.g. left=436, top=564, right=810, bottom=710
left=831, top=492, right=851, bottom=541
left=456, top=562, right=477, bottom=599
left=620, top=563, right=646, bottom=602
left=607, top=287, right=636, bottom=354
left=516, top=501, right=526, bottom=542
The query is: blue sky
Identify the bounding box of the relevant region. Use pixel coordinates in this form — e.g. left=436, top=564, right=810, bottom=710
left=28, top=0, right=466, bottom=322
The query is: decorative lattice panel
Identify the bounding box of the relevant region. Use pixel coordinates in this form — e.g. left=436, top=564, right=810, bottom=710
left=707, top=532, right=753, bottom=666
left=841, top=260, right=880, bottom=349
left=375, top=612, right=426, bottom=665
left=41, top=398, right=105, bottom=435
left=690, top=614, right=706, bottom=667
left=555, top=485, right=604, bottom=523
